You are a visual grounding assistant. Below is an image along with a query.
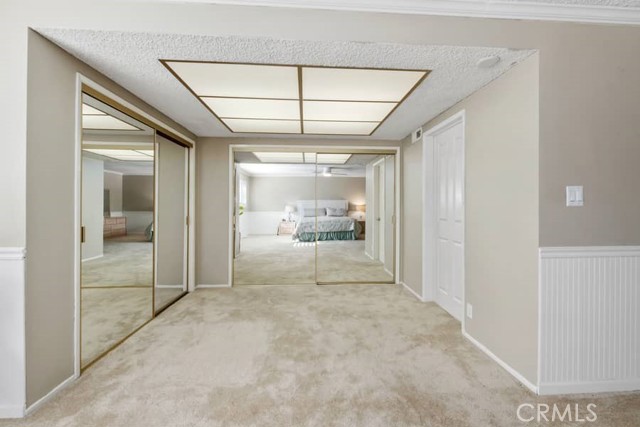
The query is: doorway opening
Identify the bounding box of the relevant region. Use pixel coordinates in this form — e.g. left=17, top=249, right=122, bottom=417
left=230, top=146, right=399, bottom=286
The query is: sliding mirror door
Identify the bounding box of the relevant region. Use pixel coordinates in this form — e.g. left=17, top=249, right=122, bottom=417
left=80, top=94, right=155, bottom=368
left=154, top=134, right=189, bottom=312
left=232, top=151, right=317, bottom=285
left=315, top=152, right=396, bottom=284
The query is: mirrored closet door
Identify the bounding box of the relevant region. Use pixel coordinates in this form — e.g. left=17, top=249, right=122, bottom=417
left=154, top=134, right=189, bottom=312
left=80, top=94, right=155, bottom=368
left=315, top=152, right=396, bottom=284
left=232, top=150, right=317, bottom=285
left=231, top=148, right=396, bottom=286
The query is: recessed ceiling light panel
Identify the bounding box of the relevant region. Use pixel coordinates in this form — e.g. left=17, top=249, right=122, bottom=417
left=304, top=121, right=379, bottom=135
left=203, top=98, right=300, bottom=120
left=302, top=68, right=426, bottom=102
left=303, top=101, right=396, bottom=122
left=166, top=61, right=299, bottom=99
left=162, top=61, right=430, bottom=136
left=223, top=118, right=301, bottom=134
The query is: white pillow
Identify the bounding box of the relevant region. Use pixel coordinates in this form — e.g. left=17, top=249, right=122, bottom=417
left=326, top=207, right=347, bottom=217
left=304, top=208, right=326, bottom=217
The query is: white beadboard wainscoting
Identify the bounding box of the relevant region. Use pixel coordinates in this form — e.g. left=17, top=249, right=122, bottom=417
left=539, top=247, right=640, bottom=395
left=0, top=248, right=26, bottom=418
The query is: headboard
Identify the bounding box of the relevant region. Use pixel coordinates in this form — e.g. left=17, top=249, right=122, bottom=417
left=296, top=200, right=348, bottom=217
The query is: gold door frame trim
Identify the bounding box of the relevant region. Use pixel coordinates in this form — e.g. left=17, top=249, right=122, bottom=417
left=82, top=85, right=193, bottom=148
left=229, top=145, right=400, bottom=287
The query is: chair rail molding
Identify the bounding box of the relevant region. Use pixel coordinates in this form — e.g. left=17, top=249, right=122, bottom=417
left=539, top=246, right=640, bottom=395
left=0, top=247, right=26, bottom=418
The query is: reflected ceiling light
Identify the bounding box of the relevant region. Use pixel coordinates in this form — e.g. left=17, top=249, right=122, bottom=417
left=253, top=152, right=304, bottom=163
left=83, top=115, right=140, bottom=131
left=83, top=148, right=154, bottom=161
left=162, top=60, right=430, bottom=136
left=303, top=152, right=317, bottom=163
left=316, top=153, right=352, bottom=165
left=82, top=104, right=106, bottom=115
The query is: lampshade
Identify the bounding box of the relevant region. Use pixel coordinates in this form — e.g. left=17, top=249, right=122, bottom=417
left=355, top=204, right=366, bottom=212
left=284, top=204, right=295, bottom=213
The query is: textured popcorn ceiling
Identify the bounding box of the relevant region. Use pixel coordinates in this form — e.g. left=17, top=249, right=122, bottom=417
left=39, top=29, right=535, bottom=140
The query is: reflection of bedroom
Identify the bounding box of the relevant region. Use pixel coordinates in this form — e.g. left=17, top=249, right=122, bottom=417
left=233, top=151, right=395, bottom=285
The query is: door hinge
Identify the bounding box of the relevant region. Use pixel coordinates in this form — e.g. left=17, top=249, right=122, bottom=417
left=81, top=226, right=85, bottom=243
left=186, top=216, right=190, bottom=226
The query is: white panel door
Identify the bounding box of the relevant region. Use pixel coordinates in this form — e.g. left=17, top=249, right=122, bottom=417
left=434, top=122, right=464, bottom=320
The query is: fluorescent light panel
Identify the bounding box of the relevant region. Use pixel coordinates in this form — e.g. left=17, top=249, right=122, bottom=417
left=202, top=98, right=300, bottom=120
left=166, top=62, right=299, bottom=99
left=223, top=118, right=301, bottom=134
left=304, top=101, right=396, bottom=122
left=83, top=115, right=139, bottom=131
left=253, top=152, right=304, bottom=163
left=163, top=61, right=428, bottom=135
left=303, top=68, right=426, bottom=102
left=304, top=121, right=378, bottom=135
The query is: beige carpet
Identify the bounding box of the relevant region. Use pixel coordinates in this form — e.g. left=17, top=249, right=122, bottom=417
left=8, top=285, right=639, bottom=426
left=82, top=240, right=153, bottom=288
left=234, top=236, right=393, bottom=285
left=81, top=288, right=153, bottom=366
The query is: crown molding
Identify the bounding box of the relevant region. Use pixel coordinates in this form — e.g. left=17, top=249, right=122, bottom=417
left=163, top=0, right=640, bottom=26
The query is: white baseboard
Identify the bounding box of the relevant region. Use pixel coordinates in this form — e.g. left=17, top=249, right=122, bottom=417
left=81, top=254, right=103, bottom=263
left=196, top=284, right=231, bottom=289
left=400, top=281, right=424, bottom=302
left=462, top=331, right=538, bottom=395
left=0, top=405, right=24, bottom=419
left=25, top=374, right=76, bottom=416
left=155, top=284, right=184, bottom=289
left=539, top=379, right=640, bottom=396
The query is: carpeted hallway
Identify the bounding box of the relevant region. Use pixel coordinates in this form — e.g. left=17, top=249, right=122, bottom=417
left=5, top=285, right=639, bottom=427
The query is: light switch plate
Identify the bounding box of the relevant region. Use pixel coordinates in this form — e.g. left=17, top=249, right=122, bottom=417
left=566, top=186, right=584, bottom=207
left=466, top=303, right=473, bottom=319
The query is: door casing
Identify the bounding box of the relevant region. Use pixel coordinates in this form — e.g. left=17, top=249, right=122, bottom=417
left=423, top=110, right=466, bottom=327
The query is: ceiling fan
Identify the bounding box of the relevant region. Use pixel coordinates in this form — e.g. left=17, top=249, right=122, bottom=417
left=321, top=167, right=348, bottom=177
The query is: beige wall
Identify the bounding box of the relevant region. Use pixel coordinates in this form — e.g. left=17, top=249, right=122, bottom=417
left=123, top=176, right=154, bottom=211
left=196, top=138, right=399, bottom=286
left=24, top=31, right=195, bottom=406
left=404, top=54, right=540, bottom=382
left=103, top=170, right=123, bottom=214
left=248, top=176, right=365, bottom=212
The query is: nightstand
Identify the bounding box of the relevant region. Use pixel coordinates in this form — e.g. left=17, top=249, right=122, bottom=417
left=357, top=220, right=365, bottom=240
left=277, top=221, right=296, bottom=235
